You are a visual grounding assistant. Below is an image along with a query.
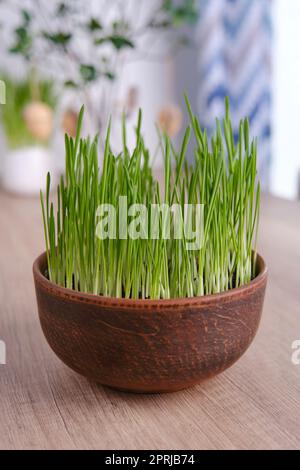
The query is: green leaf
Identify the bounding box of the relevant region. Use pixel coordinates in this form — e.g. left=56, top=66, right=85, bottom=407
left=15, top=26, right=30, bottom=41
left=43, top=31, right=72, bottom=46
left=172, top=7, right=198, bottom=26
left=80, top=64, right=97, bottom=82
left=109, top=35, right=134, bottom=50
left=87, top=18, right=102, bottom=31
left=94, top=37, right=105, bottom=46
left=163, top=0, right=198, bottom=26
left=104, top=71, right=115, bottom=81
left=9, top=25, right=32, bottom=58
left=21, top=9, right=31, bottom=25
left=95, top=35, right=134, bottom=50
left=9, top=44, right=27, bottom=55
left=64, top=80, right=78, bottom=88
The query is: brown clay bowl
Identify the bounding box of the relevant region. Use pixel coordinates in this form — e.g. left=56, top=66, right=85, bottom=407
left=33, top=252, right=267, bottom=393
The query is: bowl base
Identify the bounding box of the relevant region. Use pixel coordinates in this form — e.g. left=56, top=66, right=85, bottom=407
left=102, top=381, right=200, bottom=395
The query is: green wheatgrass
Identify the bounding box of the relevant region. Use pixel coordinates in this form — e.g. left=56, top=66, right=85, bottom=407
left=40, top=96, right=260, bottom=300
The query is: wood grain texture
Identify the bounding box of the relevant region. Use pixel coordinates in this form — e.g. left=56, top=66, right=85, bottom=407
left=0, top=191, right=299, bottom=449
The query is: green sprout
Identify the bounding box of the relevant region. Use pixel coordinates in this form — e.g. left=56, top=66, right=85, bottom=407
left=40, top=96, right=260, bottom=300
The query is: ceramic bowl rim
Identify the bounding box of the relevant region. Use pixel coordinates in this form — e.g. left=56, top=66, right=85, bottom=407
left=33, top=251, right=268, bottom=310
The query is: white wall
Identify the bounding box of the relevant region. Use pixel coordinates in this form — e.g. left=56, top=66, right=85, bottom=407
left=271, top=0, right=300, bottom=199
left=114, top=59, right=175, bottom=162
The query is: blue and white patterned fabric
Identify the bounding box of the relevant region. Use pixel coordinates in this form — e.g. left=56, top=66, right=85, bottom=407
left=196, top=0, right=272, bottom=188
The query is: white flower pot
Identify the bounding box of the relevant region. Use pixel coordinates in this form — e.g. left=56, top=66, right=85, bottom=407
left=1, top=146, right=56, bottom=195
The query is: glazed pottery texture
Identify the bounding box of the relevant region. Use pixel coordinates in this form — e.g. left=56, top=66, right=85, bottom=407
left=33, top=252, right=267, bottom=393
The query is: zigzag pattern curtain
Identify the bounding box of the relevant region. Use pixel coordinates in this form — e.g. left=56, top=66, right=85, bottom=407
left=197, top=0, right=272, bottom=188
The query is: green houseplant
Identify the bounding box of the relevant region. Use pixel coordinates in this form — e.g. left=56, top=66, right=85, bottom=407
left=0, top=74, right=57, bottom=194
left=1, top=0, right=198, bottom=135
left=33, top=97, right=268, bottom=393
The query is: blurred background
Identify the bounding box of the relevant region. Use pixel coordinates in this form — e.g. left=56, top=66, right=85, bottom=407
left=0, top=0, right=298, bottom=200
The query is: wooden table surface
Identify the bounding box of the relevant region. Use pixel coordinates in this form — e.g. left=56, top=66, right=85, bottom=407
left=0, top=191, right=299, bottom=450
